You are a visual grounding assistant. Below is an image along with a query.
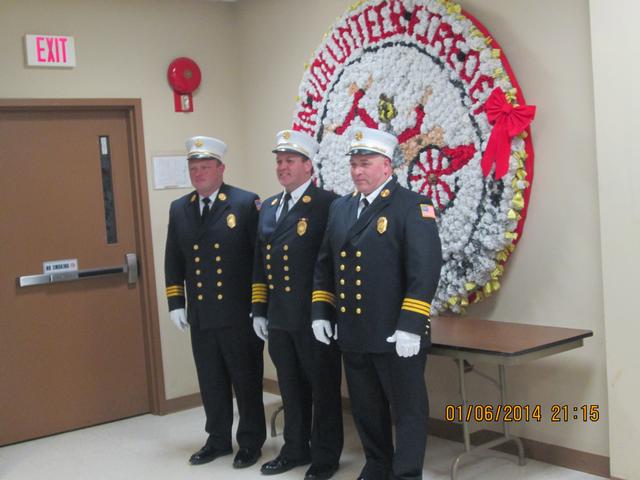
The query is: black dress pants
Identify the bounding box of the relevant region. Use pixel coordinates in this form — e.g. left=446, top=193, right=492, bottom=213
left=190, top=324, right=266, bottom=451
left=343, top=350, right=428, bottom=480
left=268, top=327, right=343, bottom=466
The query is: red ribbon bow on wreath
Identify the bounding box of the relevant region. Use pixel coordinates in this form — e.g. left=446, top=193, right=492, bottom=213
left=481, top=88, right=536, bottom=180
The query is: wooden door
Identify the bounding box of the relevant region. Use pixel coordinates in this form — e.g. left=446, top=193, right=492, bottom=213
left=0, top=105, right=152, bottom=445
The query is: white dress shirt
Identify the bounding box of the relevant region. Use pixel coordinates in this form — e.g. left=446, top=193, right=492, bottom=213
left=199, top=189, right=219, bottom=215
left=276, top=178, right=312, bottom=221
left=357, top=175, right=393, bottom=218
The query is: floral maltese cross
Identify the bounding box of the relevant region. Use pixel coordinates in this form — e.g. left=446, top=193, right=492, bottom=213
left=328, top=76, right=476, bottom=211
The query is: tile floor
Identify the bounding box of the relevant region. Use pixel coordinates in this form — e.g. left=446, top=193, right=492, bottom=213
left=0, top=393, right=603, bottom=480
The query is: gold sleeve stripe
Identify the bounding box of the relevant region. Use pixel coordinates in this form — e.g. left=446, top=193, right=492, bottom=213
left=312, top=298, right=336, bottom=307
left=312, top=290, right=336, bottom=301
left=401, top=298, right=431, bottom=316
left=401, top=305, right=430, bottom=316
left=312, top=290, right=336, bottom=298
left=166, top=286, right=185, bottom=295
left=401, top=305, right=431, bottom=317
left=312, top=290, right=336, bottom=306
left=311, top=293, right=335, bottom=301
left=312, top=295, right=336, bottom=303
left=402, top=298, right=431, bottom=315
left=167, top=292, right=184, bottom=298
left=401, top=306, right=431, bottom=316
left=252, top=283, right=268, bottom=299
left=402, top=298, right=431, bottom=310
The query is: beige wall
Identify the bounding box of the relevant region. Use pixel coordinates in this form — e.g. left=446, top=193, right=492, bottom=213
left=4, top=0, right=638, bottom=472
left=590, top=1, right=640, bottom=478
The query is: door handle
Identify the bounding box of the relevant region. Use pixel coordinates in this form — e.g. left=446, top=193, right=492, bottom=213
left=17, top=253, right=138, bottom=288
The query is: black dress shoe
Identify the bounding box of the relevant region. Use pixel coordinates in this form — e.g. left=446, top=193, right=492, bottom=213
left=188, top=444, right=232, bottom=465
left=260, top=455, right=311, bottom=475
left=233, top=447, right=261, bottom=468
left=304, top=463, right=339, bottom=480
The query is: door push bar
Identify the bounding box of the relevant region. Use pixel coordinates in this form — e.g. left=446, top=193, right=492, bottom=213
left=16, top=253, right=138, bottom=288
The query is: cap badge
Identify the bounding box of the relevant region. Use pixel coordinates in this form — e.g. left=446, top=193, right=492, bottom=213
left=381, top=189, right=390, bottom=198
left=302, top=195, right=311, bottom=204
left=218, top=193, right=227, bottom=201
left=226, top=213, right=236, bottom=229
left=354, top=130, right=363, bottom=141
left=282, top=131, right=291, bottom=140
left=194, top=139, right=204, bottom=147
left=297, top=218, right=308, bottom=236
left=377, top=216, right=388, bottom=234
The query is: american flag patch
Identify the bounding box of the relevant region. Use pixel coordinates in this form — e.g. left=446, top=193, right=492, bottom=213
left=420, top=204, right=435, bottom=219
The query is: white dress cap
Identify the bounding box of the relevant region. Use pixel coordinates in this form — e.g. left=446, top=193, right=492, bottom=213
left=347, top=127, right=398, bottom=159
left=272, top=130, right=319, bottom=159
left=186, top=136, right=228, bottom=161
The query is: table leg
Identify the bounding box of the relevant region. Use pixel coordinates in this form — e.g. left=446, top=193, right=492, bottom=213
left=449, top=361, right=526, bottom=480
left=499, top=365, right=525, bottom=466
left=270, top=404, right=284, bottom=437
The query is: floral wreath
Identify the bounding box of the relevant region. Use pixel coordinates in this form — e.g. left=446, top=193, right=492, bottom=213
left=292, top=0, right=536, bottom=314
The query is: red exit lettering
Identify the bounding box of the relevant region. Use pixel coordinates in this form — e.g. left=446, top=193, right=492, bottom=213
left=36, top=36, right=69, bottom=63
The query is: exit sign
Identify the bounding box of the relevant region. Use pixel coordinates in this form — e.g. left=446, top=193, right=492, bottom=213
left=25, top=34, right=76, bottom=67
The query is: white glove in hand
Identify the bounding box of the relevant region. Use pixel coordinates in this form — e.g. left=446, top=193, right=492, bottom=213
left=170, top=308, right=188, bottom=332
left=312, top=320, right=335, bottom=345
left=386, top=329, right=421, bottom=357
left=253, top=316, right=268, bottom=341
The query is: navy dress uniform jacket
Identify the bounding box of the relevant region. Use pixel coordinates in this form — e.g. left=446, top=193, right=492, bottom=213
left=311, top=176, right=443, bottom=353
left=165, top=183, right=259, bottom=329
left=252, top=182, right=338, bottom=331
left=252, top=182, right=343, bottom=465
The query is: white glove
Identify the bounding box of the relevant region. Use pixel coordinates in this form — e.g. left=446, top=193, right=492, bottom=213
left=253, top=316, right=268, bottom=341
left=386, top=329, right=421, bottom=357
left=312, top=320, right=336, bottom=345
left=170, top=308, right=188, bottom=331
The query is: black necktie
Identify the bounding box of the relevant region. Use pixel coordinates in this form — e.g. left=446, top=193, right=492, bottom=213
left=201, top=197, right=211, bottom=222
left=277, top=193, right=291, bottom=224
left=358, top=197, right=369, bottom=218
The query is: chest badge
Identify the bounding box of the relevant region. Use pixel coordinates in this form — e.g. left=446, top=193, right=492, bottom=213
left=377, top=216, right=387, bottom=234
left=297, top=218, right=308, bottom=236
left=227, top=213, right=237, bottom=229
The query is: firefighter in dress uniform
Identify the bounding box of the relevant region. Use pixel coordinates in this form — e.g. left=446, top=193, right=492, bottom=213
left=164, top=136, right=266, bottom=469
left=252, top=130, right=343, bottom=480
left=311, top=127, right=443, bottom=480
